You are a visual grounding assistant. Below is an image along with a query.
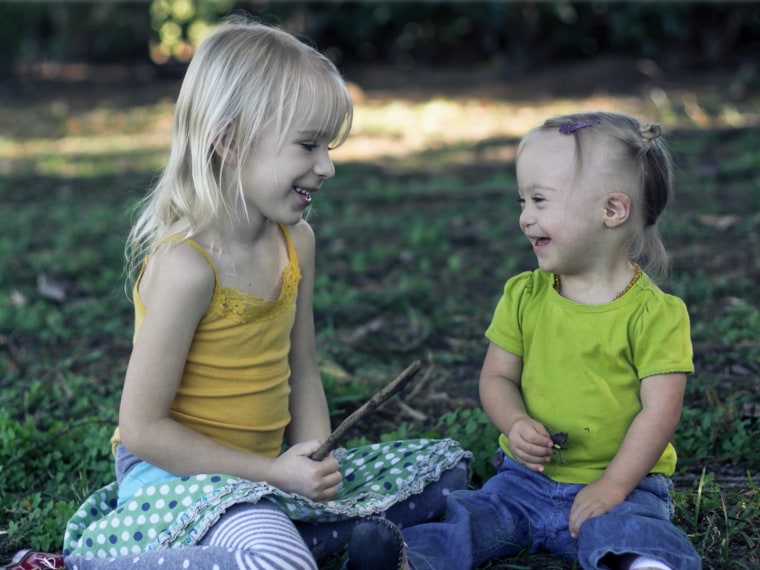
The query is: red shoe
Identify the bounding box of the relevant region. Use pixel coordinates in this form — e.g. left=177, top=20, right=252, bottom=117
left=5, top=551, right=65, bottom=570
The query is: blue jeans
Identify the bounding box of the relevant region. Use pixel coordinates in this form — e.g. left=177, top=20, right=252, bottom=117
left=402, top=452, right=701, bottom=570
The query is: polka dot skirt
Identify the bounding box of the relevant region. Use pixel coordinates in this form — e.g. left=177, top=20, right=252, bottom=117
left=64, top=438, right=472, bottom=559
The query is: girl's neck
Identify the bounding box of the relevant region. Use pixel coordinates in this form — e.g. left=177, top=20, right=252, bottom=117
left=195, top=221, right=288, bottom=300
left=553, top=261, right=641, bottom=304
left=198, top=216, right=276, bottom=249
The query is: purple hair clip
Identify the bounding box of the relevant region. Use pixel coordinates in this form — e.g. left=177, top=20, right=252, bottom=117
left=558, top=119, right=600, bottom=135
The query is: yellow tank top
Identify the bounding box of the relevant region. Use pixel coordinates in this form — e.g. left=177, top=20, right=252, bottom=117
left=114, top=224, right=301, bottom=458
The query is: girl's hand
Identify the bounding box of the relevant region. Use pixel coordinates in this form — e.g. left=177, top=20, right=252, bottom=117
left=568, top=478, right=627, bottom=538
left=270, top=440, right=342, bottom=502
left=506, top=417, right=553, bottom=472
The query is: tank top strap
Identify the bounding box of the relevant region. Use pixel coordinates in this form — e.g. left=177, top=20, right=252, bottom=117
left=277, top=224, right=299, bottom=276
left=163, top=235, right=222, bottom=288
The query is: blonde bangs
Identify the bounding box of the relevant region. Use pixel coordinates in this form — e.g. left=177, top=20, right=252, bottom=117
left=317, top=74, right=353, bottom=148
left=278, top=57, right=353, bottom=150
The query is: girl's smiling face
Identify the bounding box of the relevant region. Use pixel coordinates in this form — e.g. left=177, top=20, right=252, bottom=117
left=516, top=131, right=613, bottom=276
left=233, top=114, right=336, bottom=228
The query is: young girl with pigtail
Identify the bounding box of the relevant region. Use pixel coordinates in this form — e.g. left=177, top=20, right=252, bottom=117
left=7, top=16, right=470, bottom=570
left=345, top=112, right=702, bottom=570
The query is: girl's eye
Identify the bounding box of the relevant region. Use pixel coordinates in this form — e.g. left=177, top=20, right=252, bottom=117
left=300, top=142, right=319, bottom=152
left=517, top=195, right=545, bottom=209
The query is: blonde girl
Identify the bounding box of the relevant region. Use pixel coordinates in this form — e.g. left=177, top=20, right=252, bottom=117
left=9, top=16, right=469, bottom=570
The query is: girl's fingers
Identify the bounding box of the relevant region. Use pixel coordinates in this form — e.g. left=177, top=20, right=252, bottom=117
left=520, top=442, right=552, bottom=461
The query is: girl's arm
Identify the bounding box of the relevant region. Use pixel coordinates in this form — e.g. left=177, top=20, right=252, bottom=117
left=569, top=372, right=687, bottom=537
left=479, top=342, right=553, bottom=471
left=284, top=220, right=332, bottom=444
left=118, top=241, right=339, bottom=501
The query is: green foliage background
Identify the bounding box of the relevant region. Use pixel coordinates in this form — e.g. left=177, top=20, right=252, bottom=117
left=1, top=1, right=758, bottom=70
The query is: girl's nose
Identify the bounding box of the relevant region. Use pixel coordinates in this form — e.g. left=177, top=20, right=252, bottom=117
left=519, top=208, right=533, bottom=230
left=315, top=149, right=335, bottom=179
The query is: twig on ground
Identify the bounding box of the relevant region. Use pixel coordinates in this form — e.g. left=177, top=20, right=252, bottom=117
left=310, top=360, right=423, bottom=461
left=397, top=400, right=428, bottom=422
left=405, top=353, right=434, bottom=401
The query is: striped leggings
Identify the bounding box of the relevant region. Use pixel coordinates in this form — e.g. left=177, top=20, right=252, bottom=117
left=64, top=501, right=317, bottom=570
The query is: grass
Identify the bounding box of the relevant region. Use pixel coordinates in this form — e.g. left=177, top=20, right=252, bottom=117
left=1, top=63, right=759, bottom=568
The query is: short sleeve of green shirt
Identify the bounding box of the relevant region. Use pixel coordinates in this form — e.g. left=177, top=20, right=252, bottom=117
left=629, top=292, right=694, bottom=379
left=484, top=271, right=534, bottom=358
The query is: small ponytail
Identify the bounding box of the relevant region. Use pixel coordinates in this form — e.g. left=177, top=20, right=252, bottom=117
left=639, top=123, right=662, bottom=150
left=637, top=122, right=671, bottom=227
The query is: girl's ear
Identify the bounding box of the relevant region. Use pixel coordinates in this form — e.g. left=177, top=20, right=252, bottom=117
left=213, top=134, right=237, bottom=165
left=604, top=192, right=632, bottom=228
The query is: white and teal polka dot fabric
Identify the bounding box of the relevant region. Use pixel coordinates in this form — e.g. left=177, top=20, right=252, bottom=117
left=64, top=438, right=471, bottom=559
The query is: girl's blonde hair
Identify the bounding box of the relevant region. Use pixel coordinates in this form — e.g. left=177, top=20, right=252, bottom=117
left=126, top=16, right=353, bottom=284
left=519, top=111, right=674, bottom=276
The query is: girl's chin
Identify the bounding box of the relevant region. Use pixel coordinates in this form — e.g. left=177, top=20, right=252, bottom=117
left=535, top=258, right=556, bottom=273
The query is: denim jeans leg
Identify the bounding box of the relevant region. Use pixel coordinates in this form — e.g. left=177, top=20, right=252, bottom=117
left=401, top=488, right=520, bottom=570
left=402, top=454, right=540, bottom=570
left=577, top=475, right=702, bottom=570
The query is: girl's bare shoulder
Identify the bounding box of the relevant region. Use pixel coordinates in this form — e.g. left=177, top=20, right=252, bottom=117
left=140, top=241, right=216, bottom=307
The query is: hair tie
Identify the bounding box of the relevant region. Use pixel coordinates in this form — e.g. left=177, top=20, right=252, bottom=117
left=639, top=123, right=662, bottom=146
left=558, top=119, right=600, bottom=135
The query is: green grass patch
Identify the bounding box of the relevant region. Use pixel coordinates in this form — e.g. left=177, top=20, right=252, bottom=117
left=1, top=89, right=758, bottom=568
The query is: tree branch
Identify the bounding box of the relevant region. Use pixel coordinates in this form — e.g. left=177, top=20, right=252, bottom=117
left=310, top=360, right=423, bottom=461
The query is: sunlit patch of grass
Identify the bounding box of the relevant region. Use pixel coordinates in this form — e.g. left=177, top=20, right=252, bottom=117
left=0, top=137, right=169, bottom=177
left=0, top=92, right=173, bottom=177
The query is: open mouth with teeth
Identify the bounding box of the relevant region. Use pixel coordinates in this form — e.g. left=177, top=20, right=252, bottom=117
left=294, top=186, right=313, bottom=204
left=528, top=236, right=551, bottom=251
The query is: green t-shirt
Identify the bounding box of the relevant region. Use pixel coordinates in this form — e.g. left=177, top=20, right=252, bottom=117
left=485, top=270, right=693, bottom=484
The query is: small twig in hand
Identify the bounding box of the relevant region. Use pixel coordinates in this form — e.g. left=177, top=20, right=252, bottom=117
left=310, top=360, right=423, bottom=461
left=549, top=430, right=569, bottom=464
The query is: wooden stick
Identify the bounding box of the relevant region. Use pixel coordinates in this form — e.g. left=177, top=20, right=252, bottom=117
left=310, top=360, right=423, bottom=461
